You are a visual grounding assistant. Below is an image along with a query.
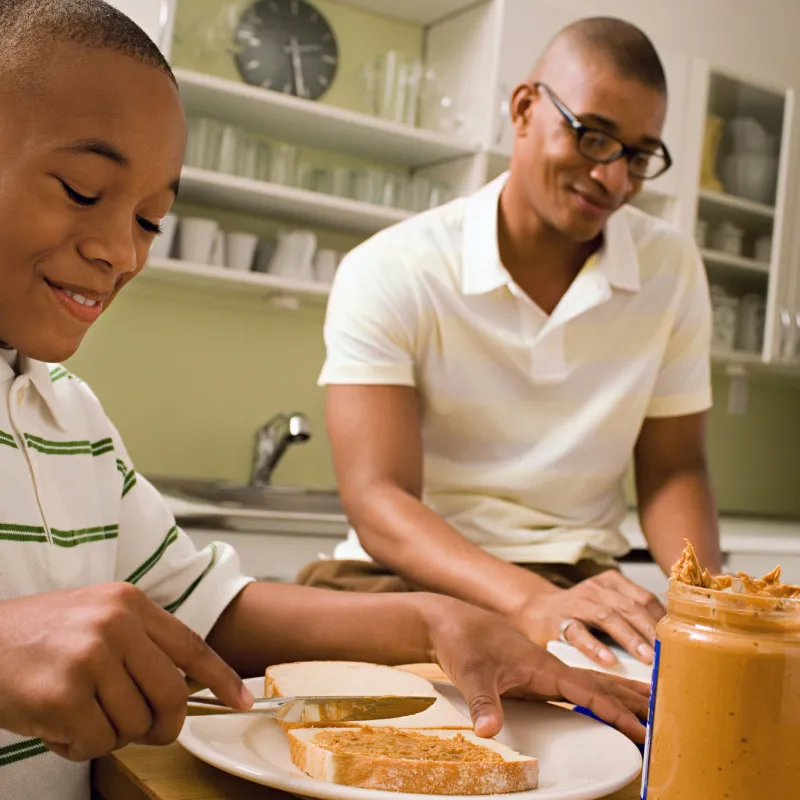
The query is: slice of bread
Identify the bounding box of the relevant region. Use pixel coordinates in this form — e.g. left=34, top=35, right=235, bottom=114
left=265, top=661, right=471, bottom=729
left=288, top=726, right=539, bottom=795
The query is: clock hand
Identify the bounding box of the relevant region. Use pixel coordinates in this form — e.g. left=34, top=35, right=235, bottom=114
left=283, top=43, right=323, bottom=54
left=287, top=36, right=307, bottom=98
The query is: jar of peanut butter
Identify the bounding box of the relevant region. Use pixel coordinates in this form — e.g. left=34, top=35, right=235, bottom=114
left=641, top=545, right=800, bottom=799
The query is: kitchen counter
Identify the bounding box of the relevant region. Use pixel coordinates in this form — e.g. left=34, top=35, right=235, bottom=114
left=161, top=489, right=800, bottom=588
left=163, top=490, right=800, bottom=553
left=91, top=665, right=640, bottom=800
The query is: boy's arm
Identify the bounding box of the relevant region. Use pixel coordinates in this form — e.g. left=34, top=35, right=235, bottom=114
left=206, top=582, right=649, bottom=741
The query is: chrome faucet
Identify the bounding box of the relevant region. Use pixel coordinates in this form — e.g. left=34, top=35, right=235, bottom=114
left=250, top=412, right=311, bottom=485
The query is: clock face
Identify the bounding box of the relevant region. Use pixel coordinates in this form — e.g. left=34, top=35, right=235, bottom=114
left=233, top=0, right=339, bottom=101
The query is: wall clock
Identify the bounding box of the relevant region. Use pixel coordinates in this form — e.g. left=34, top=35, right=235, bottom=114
left=233, top=0, right=339, bottom=101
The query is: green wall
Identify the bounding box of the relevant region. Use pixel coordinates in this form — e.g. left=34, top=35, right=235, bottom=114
left=63, top=1, right=800, bottom=518
left=68, top=277, right=800, bottom=516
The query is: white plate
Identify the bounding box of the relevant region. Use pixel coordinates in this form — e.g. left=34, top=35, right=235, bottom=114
left=179, top=678, right=642, bottom=800
left=545, top=641, right=652, bottom=685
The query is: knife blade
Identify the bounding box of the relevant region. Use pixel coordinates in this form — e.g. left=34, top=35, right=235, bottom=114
left=187, top=694, right=436, bottom=723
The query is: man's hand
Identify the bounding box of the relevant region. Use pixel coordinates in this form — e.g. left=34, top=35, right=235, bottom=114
left=514, top=571, right=666, bottom=666
left=0, top=583, right=252, bottom=762
left=420, top=595, right=649, bottom=744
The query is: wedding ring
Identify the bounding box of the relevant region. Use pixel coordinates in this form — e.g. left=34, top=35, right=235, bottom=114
left=558, top=618, right=579, bottom=644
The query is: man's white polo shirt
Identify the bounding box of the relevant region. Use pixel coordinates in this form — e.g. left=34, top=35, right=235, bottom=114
left=319, top=172, right=712, bottom=565
left=0, top=356, right=253, bottom=800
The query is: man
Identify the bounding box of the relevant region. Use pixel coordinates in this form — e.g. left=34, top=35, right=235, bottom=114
left=0, top=4, right=649, bottom=799
left=298, top=17, right=723, bottom=667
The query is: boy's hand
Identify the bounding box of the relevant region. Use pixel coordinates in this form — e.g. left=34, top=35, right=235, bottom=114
left=418, top=595, right=649, bottom=743
left=0, top=582, right=252, bottom=761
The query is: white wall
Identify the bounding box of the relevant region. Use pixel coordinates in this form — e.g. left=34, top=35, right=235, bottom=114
left=548, top=0, right=800, bottom=88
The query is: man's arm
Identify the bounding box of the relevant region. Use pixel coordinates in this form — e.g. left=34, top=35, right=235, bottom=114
left=634, top=411, right=722, bottom=575
left=325, top=383, right=555, bottom=617
left=324, top=383, right=664, bottom=667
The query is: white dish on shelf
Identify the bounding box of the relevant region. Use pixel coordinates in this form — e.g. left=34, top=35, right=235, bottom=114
left=720, top=152, right=779, bottom=205
left=179, top=678, right=642, bottom=800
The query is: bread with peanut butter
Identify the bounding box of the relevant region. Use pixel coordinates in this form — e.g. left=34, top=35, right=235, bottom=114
left=265, top=660, right=472, bottom=730
left=287, top=726, right=539, bottom=795
left=267, top=661, right=539, bottom=794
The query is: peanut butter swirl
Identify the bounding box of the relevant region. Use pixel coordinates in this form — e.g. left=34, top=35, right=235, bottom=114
left=671, top=540, right=800, bottom=598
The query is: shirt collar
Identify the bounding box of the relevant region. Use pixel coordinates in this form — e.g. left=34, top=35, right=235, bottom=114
left=0, top=355, right=70, bottom=431
left=460, top=172, right=512, bottom=295
left=591, top=206, right=641, bottom=292
left=460, top=171, right=641, bottom=295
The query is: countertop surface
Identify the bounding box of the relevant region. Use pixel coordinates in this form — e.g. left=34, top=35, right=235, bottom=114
left=161, top=489, right=800, bottom=552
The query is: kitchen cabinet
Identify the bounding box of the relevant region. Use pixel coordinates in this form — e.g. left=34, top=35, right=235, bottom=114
left=770, top=135, right=800, bottom=365
left=106, top=0, right=176, bottom=57
left=184, top=526, right=341, bottom=583
left=486, top=0, right=574, bottom=157
left=678, top=62, right=796, bottom=367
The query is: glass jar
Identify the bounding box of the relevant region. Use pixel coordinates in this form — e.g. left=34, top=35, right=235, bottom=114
left=641, top=581, right=800, bottom=798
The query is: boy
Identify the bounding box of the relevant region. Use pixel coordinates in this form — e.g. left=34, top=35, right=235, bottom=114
left=0, top=2, right=647, bottom=798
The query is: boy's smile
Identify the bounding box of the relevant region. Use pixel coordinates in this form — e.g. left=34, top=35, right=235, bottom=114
left=0, top=42, right=185, bottom=362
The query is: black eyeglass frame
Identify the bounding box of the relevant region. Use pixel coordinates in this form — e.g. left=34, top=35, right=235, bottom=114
left=533, top=81, right=673, bottom=180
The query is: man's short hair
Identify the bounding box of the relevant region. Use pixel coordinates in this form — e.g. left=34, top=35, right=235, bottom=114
left=548, top=17, right=667, bottom=95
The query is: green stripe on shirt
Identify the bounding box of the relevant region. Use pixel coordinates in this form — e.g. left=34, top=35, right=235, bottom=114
left=122, top=469, right=137, bottom=498
left=24, top=434, right=114, bottom=456
left=50, top=525, right=119, bottom=548
left=164, top=543, right=219, bottom=614
left=0, top=523, right=118, bottom=547
left=124, top=525, right=179, bottom=585
left=0, top=738, right=48, bottom=767
left=0, top=430, right=18, bottom=449
left=0, top=524, right=48, bottom=543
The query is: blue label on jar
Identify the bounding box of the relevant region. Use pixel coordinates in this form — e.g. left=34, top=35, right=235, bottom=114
left=640, top=638, right=662, bottom=799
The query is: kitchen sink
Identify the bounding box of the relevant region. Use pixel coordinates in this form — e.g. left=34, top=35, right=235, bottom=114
left=149, top=476, right=344, bottom=516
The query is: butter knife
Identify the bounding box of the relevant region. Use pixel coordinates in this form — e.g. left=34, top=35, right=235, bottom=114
left=187, top=694, right=436, bottom=723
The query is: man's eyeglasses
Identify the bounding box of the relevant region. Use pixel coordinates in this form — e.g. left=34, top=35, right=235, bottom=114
left=534, top=82, right=672, bottom=181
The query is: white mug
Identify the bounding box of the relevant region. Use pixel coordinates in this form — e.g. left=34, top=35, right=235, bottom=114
left=149, top=213, right=179, bottom=259
left=313, top=249, right=339, bottom=283
left=179, top=217, right=219, bottom=265
left=209, top=230, right=227, bottom=267
left=226, top=232, right=259, bottom=271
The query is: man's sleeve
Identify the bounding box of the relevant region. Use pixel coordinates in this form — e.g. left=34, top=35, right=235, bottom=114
left=318, top=244, right=420, bottom=387
left=646, top=237, right=713, bottom=418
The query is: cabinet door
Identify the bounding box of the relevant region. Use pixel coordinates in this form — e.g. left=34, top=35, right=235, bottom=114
left=646, top=45, right=690, bottom=198
left=105, top=0, right=176, bottom=57
left=491, top=0, right=574, bottom=156
left=768, top=116, right=800, bottom=364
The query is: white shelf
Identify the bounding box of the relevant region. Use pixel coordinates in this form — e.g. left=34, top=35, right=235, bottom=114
left=338, top=0, right=483, bottom=25
left=175, top=68, right=478, bottom=169
left=712, top=348, right=764, bottom=366
left=142, top=257, right=331, bottom=304
left=178, top=167, right=409, bottom=236
left=700, top=249, right=770, bottom=275
left=698, top=189, right=775, bottom=220
left=711, top=348, right=800, bottom=377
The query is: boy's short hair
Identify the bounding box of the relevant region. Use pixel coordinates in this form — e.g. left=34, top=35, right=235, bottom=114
left=0, top=0, right=175, bottom=83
